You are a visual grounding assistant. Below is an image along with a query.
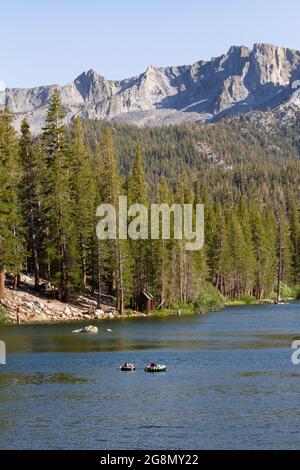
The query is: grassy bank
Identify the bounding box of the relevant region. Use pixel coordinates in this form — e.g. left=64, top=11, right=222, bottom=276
left=292, top=286, right=300, bottom=300
left=139, top=284, right=226, bottom=318
left=0, top=305, right=9, bottom=325
left=226, top=284, right=300, bottom=307
left=136, top=283, right=300, bottom=317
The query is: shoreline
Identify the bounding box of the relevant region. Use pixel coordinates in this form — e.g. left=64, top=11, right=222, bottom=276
left=225, top=297, right=297, bottom=307
left=1, top=278, right=298, bottom=326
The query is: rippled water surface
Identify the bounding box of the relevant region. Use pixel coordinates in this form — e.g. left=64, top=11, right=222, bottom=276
left=0, top=303, right=300, bottom=449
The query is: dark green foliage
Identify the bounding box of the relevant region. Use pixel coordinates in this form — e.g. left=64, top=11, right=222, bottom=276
left=238, top=295, right=256, bottom=305
left=194, top=284, right=225, bottom=312
left=1, top=93, right=300, bottom=310
left=42, top=91, right=78, bottom=302
left=0, top=108, right=25, bottom=297
left=0, top=304, right=8, bottom=324
left=19, top=119, right=44, bottom=287
left=295, top=287, right=300, bottom=300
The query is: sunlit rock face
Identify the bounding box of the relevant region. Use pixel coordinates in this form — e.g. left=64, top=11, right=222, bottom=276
left=4, top=43, right=300, bottom=134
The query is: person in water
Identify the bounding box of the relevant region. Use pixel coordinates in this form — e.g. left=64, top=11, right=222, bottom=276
left=123, top=363, right=133, bottom=368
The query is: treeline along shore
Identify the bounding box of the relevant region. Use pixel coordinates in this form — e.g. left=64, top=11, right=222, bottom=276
left=1, top=91, right=300, bottom=323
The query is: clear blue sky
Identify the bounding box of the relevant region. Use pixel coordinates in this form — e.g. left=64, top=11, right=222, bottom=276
left=2, top=0, right=300, bottom=88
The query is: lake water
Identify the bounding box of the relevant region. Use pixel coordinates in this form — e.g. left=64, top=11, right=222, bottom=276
left=0, top=303, right=300, bottom=450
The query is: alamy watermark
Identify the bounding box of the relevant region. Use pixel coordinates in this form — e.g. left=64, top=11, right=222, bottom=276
left=291, top=341, right=300, bottom=365
left=0, top=340, right=6, bottom=365
left=96, top=197, right=204, bottom=251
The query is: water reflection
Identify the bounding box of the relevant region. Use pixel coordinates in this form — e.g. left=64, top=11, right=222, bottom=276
left=0, top=372, right=90, bottom=386
left=0, top=303, right=300, bottom=449
left=1, top=305, right=300, bottom=354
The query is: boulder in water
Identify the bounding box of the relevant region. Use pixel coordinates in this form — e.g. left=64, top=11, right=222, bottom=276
left=72, top=325, right=99, bottom=334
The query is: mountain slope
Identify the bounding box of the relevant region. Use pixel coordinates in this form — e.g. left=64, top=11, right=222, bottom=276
left=4, top=43, right=300, bottom=134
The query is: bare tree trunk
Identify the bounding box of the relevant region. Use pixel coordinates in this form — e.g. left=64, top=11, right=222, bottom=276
left=59, top=229, right=71, bottom=303
left=260, top=289, right=264, bottom=302
left=29, top=209, right=40, bottom=288
left=179, top=241, right=185, bottom=303
left=160, top=244, right=165, bottom=306
left=117, top=241, right=125, bottom=316
left=97, top=240, right=102, bottom=309
left=45, top=227, right=51, bottom=281
left=277, top=214, right=283, bottom=303
left=81, top=239, right=87, bottom=288
left=13, top=274, right=18, bottom=290
left=91, top=236, right=96, bottom=294
left=0, top=269, right=5, bottom=300
left=138, top=239, right=143, bottom=294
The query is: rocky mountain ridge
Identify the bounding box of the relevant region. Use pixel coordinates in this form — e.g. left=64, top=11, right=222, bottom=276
left=3, top=43, right=300, bottom=133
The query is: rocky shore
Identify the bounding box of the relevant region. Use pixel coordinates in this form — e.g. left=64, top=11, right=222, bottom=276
left=0, top=275, right=145, bottom=324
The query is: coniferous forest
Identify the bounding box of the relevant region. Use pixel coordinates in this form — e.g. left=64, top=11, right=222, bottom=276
left=1, top=90, right=300, bottom=315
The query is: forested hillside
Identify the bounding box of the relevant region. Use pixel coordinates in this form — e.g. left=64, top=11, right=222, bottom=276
left=82, top=114, right=300, bottom=303
left=1, top=91, right=300, bottom=317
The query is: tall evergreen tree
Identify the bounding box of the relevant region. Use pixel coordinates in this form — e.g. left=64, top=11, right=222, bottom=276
left=70, top=117, right=96, bottom=290
left=0, top=108, right=24, bottom=298
left=97, top=129, right=125, bottom=314
left=276, top=208, right=293, bottom=301
left=19, top=119, right=42, bottom=287
left=287, top=193, right=300, bottom=286
left=127, top=145, right=148, bottom=309
left=42, top=90, right=77, bottom=302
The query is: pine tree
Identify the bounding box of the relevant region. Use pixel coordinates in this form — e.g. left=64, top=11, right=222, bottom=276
left=128, top=145, right=147, bottom=206
left=251, top=205, right=277, bottom=300
left=42, top=91, right=77, bottom=302
left=97, top=129, right=125, bottom=314
left=287, top=193, right=300, bottom=286
left=225, top=210, right=255, bottom=300
left=0, top=108, right=24, bottom=298
left=127, top=145, right=152, bottom=309
left=205, top=201, right=226, bottom=293
left=43, top=90, right=65, bottom=158
left=237, top=199, right=256, bottom=296
left=177, top=173, right=192, bottom=303
left=19, top=119, right=42, bottom=287
left=151, top=178, right=172, bottom=306
left=276, top=208, right=293, bottom=301
left=70, top=117, right=97, bottom=290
